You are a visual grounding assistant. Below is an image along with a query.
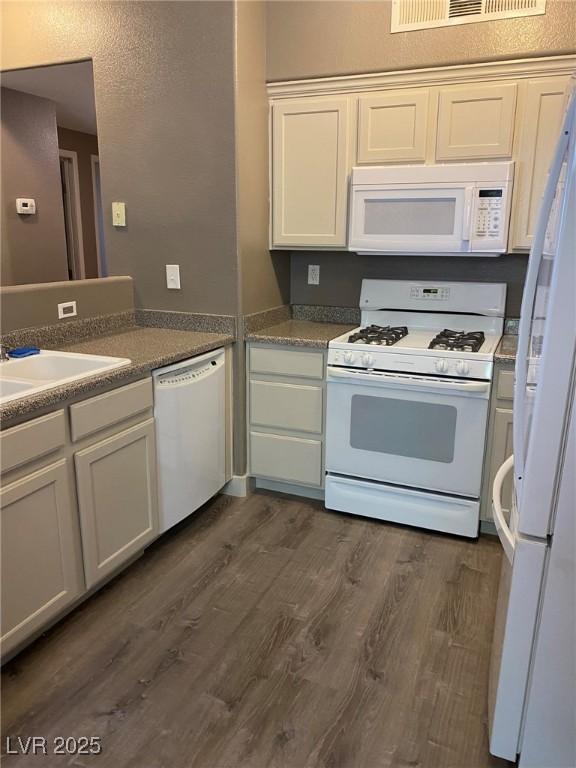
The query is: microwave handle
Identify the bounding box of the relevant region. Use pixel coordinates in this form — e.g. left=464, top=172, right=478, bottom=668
left=462, top=186, right=474, bottom=241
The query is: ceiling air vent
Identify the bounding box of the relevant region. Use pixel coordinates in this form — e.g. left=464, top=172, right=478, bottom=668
left=391, top=0, right=546, bottom=32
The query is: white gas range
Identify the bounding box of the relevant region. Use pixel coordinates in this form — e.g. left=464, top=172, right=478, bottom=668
left=325, top=279, right=507, bottom=538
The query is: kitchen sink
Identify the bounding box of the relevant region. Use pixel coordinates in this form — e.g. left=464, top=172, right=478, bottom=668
left=0, top=351, right=131, bottom=405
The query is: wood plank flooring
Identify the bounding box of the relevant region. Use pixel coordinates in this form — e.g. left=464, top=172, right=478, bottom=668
left=1, top=491, right=509, bottom=768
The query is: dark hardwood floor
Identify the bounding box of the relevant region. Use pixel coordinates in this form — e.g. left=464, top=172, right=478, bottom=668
left=1, top=491, right=509, bottom=768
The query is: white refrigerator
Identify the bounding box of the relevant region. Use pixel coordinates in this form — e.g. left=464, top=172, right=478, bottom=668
left=488, top=77, right=576, bottom=766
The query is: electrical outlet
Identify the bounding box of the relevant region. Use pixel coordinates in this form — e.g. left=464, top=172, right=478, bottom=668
left=166, top=264, right=181, bottom=290
left=57, top=301, right=77, bottom=320
left=308, top=264, right=320, bottom=285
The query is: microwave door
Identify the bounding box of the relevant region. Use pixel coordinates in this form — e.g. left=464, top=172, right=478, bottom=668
left=349, top=185, right=468, bottom=253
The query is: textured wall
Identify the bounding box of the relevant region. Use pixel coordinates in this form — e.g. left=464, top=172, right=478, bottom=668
left=57, top=127, right=99, bottom=279
left=1, top=87, right=68, bottom=285
left=267, top=0, right=576, bottom=81
left=291, top=252, right=528, bottom=316
left=236, top=0, right=289, bottom=316
left=1, top=1, right=239, bottom=314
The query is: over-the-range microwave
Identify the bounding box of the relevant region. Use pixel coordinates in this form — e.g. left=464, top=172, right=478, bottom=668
left=348, top=161, right=514, bottom=256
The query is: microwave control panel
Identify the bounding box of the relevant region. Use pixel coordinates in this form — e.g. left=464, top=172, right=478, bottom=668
left=471, top=186, right=509, bottom=252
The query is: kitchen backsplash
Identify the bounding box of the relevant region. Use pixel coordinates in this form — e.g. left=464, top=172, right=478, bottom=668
left=290, top=252, right=528, bottom=317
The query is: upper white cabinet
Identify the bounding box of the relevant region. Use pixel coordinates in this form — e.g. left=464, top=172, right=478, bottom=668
left=357, top=89, right=429, bottom=164
left=268, top=56, right=575, bottom=250
left=271, top=97, right=351, bottom=248
left=510, top=77, right=571, bottom=249
left=436, top=83, right=517, bottom=160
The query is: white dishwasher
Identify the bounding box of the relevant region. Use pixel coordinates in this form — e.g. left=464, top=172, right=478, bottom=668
left=153, top=348, right=226, bottom=533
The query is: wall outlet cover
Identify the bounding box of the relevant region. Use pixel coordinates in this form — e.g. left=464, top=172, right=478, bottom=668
left=58, top=301, right=77, bottom=320
left=308, top=264, right=320, bottom=285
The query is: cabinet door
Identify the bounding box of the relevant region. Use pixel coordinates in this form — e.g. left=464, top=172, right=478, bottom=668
left=1, top=460, right=83, bottom=656
left=488, top=408, right=514, bottom=521
left=271, top=97, right=350, bottom=247
left=510, top=77, right=570, bottom=249
left=75, top=419, right=158, bottom=588
left=436, top=82, right=517, bottom=160
left=357, top=89, right=429, bottom=164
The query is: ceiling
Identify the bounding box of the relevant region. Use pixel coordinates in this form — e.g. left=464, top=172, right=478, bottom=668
left=1, top=60, right=97, bottom=135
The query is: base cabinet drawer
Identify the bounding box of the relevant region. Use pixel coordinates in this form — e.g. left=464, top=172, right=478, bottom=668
left=250, top=432, right=323, bottom=487
left=74, top=419, right=159, bottom=588
left=250, top=380, right=323, bottom=434
left=1, top=460, right=84, bottom=656
left=250, top=347, right=324, bottom=379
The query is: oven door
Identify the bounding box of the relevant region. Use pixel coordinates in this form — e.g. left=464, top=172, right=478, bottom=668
left=326, top=367, right=490, bottom=497
left=349, top=184, right=473, bottom=253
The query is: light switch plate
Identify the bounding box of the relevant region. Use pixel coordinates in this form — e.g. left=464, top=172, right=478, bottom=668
left=112, top=201, right=126, bottom=227
left=308, top=264, right=320, bottom=285
left=166, top=264, right=181, bottom=290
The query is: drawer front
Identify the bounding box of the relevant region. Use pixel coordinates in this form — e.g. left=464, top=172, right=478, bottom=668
left=250, top=380, right=323, bottom=434
left=250, top=432, right=322, bottom=487
left=250, top=347, right=324, bottom=380
left=497, top=369, right=514, bottom=401
left=0, top=410, right=66, bottom=474
left=70, top=378, right=153, bottom=442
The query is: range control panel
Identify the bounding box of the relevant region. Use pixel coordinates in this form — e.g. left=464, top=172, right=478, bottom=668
left=409, top=286, right=451, bottom=301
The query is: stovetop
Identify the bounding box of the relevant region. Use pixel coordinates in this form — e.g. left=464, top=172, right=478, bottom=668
left=347, top=325, right=409, bottom=346
left=329, top=322, right=502, bottom=379
left=327, top=280, right=506, bottom=380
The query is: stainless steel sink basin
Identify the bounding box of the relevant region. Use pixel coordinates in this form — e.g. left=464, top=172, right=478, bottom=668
left=0, top=350, right=131, bottom=405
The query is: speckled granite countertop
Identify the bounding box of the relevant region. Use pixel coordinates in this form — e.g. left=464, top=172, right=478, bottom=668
left=495, top=334, right=518, bottom=362
left=246, top=320, right=356, bottom=348
left=0, top=327, right=233, bottom=427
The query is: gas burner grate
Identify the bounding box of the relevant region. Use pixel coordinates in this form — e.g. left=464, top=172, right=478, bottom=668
left=348, top=325, right=409, bottom=346
left=429, top=329, right=485, bottom=353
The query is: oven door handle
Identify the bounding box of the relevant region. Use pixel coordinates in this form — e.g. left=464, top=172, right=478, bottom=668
left=326, top=367, right=491, bottom=395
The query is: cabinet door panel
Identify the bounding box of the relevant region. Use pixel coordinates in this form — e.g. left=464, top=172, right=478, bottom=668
left=75, top=419, right=158, bottom=588
left=1, top=460, right=83, bottom=656
left=357, top=89, right=429, bottom=163
left=511, top=77, right=570, bottom=249
left=272, top=97, right=350, bottom=247
left=436, top=83, right=517, bottom=160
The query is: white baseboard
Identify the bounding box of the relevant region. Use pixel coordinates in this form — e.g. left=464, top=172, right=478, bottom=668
left=222, top=474, right=254, bottom=497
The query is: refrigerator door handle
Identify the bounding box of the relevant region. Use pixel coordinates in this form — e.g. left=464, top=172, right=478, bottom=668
left=514, top=85, right=575, bottom=488
left=492, top=454, right=515, bottom=563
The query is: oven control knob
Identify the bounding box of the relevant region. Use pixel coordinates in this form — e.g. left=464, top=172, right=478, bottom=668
left=362, top=352, right=374, bottom=368
left=343, top=351, right=356, bottom=365
left=435, top=358, right=449, bottom=373
left=456, top=360, right=470, bottom=376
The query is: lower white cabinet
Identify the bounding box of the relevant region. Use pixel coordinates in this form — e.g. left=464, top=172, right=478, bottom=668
left=1, top=459, right=84, bottom=656
left=248, top=344, right=326, bottom=490
left=0, top=378, right=159, bottom=658
left=75, top=419, right=158, bottom=589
